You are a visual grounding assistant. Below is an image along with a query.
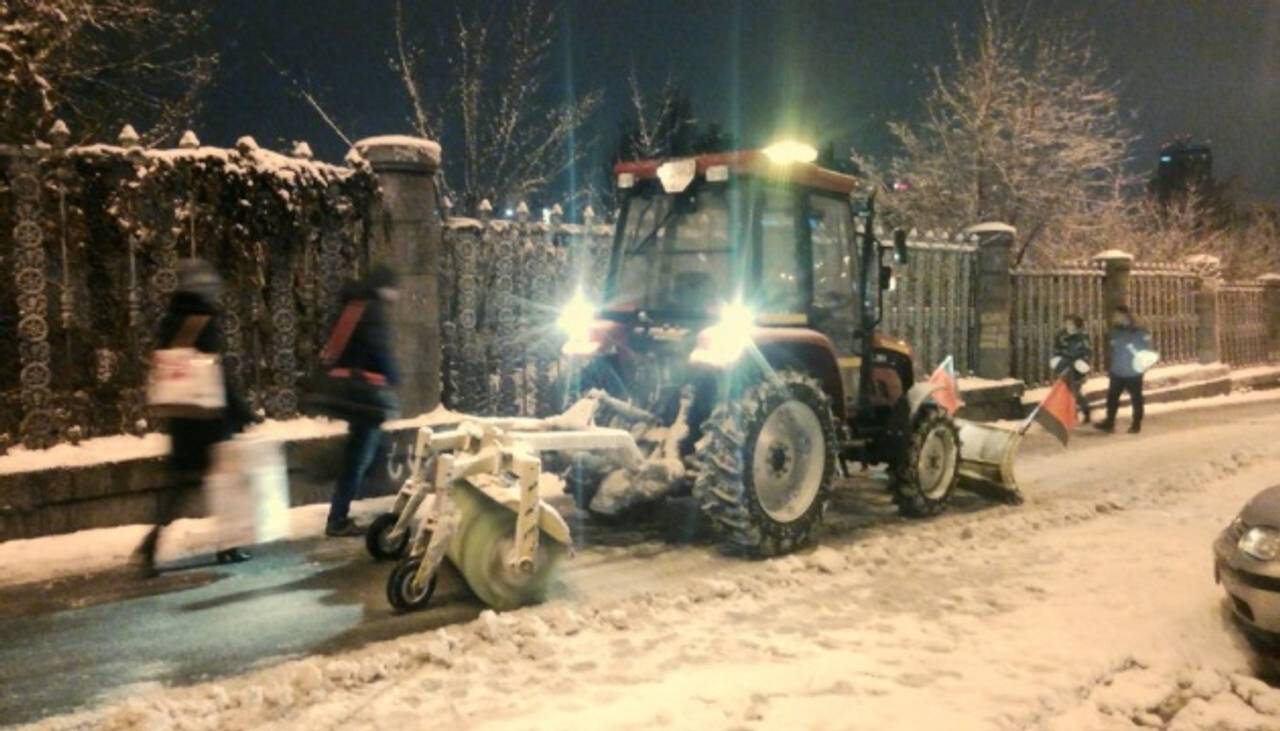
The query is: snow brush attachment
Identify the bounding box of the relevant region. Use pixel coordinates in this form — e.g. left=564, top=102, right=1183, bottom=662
left=384, top=415, right=641, bottom=613
left=954, top=419, right=1024, bottom=502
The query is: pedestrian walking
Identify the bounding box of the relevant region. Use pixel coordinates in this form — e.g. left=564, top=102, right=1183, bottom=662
left=1050, top=315, right=1093, bottom=423
left=314, top=265, right=402, bottom=537
left=134, top=259, right=254, bottom=576
left=1095, top=305, right=1157, bottom=435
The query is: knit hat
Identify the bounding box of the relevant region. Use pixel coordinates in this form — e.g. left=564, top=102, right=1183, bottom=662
left=368, top=264, right=399, bottom=290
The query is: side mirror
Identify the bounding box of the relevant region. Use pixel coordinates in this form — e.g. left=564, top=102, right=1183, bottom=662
left=893, top=229, right=909, bottom=264
left=879, top=265, right=895, bottom=291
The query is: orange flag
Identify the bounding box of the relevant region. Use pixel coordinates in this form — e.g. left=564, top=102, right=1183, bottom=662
left=1029, top=376, right=1079, bottom=446
left=928, top=355, right=962, bottom=416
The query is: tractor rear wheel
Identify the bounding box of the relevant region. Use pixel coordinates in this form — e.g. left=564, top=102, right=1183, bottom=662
left=889, top=410, right=961, bottom=518
left=692, top=371, right=836, bottom=557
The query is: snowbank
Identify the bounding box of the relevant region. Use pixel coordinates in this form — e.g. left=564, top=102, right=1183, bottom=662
left=0, top=406, right=461, bottom=476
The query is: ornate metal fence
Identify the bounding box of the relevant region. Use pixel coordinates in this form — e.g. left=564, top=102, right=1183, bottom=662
left=439, top=212, right=612, bottom=417
left=1219, top=282, right=1269, bottom=366
left=0, top=137, right=375, bottom=450
left=1011, top=262, right=1107, bottom=385
left=1129, top=263, right=1200, bottom=366
left=882, top=233, right=980, bottom=374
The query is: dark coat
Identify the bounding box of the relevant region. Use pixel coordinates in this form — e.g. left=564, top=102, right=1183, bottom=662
left=157, top=291, right=252, bottom=475
left=1051, top=329, right=1093, bottom=376
left=332, top=282, right=400, bottom=387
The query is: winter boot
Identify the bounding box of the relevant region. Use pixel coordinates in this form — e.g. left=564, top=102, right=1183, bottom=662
left=325, top=518, right=364, bottom=538
left=216, top=548, right=253, bottom=564
left=1128, top=422, right=1141, bottom=434
left=1093, top=421, right=1115, bottom=434
left=131, top=527, right=161, bottom=578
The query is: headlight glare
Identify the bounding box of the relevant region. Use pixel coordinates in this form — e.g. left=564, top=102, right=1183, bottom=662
left=691, top=300, right=756, bottom=368
left=556, top=291, right=596, bottom=341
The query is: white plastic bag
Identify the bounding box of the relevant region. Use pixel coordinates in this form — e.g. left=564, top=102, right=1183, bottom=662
left=1132, top=349, right=1160, bottom=374
left=147, top=347, right=226, bottom=418
left=206, top=436, right=290, bottom=548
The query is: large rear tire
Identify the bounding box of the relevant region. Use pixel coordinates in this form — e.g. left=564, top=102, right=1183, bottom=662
left=889, top=409, right=961, bottom=518
left=692, top=371, right=836, bottom=557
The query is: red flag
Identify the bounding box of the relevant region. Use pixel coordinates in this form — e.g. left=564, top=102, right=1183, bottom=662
left=928, top=356, right=963, bottom=416
left=1031, top=377, right=1079, bottom=446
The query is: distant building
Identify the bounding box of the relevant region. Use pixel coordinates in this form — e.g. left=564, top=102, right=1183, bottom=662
left=1152, top=140, right=1212, bottom=204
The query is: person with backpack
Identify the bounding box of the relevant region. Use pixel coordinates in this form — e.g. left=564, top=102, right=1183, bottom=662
left=134, top=259, right=254, bottom=576
left=1095, top=305, right=1156, bottom=435
left=1050, top=314, right=1093, bottom=423
left=315, top=265, right=402, bottom=537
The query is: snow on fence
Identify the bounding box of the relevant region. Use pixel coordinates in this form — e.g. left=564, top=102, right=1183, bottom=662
left=1011, top=262, right=1108, bottom=386
left=1129, top=263, right=1200, bottom=367
left=882, top=235, right=980, bottom=374
left=0, top=133, right=376, bottom=450
left=1219, top=282, right=1270, bottom=366
left=438, top=211, right=612, bottom=417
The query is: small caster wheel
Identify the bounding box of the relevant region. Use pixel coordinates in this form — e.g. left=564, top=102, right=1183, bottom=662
left=366, top=512, right=411, bottom=561
left=387, top=557, right=438, bottom=612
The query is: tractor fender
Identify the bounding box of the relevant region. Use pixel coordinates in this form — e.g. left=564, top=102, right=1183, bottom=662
left=751, top=328, right=846, bottom=419
left=906, top=382, right=945, bottom=421
left=887, top=381, right=946, bottom=438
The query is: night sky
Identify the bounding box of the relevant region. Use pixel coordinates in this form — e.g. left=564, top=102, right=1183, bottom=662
left=200, top=1, right=1279, bottom=202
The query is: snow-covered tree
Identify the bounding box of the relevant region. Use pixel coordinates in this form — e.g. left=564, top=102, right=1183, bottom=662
left=0, top=0, right=216, bottom=145
left=389, top=0, right=601, bottom=214
left=881, top=1, right=1136, bottom=264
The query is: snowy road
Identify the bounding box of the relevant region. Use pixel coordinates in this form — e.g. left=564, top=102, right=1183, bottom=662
left=5, top=393, right=1280, bottom=729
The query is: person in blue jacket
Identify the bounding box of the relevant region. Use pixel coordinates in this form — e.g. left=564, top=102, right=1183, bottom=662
left=1095, top=305, right=1154, bottom=434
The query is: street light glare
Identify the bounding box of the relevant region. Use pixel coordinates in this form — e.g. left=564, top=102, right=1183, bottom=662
left=762, top=140, right=818, bottom=165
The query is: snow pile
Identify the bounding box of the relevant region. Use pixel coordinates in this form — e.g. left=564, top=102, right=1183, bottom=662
left=0, top=406, right=459, bottom=476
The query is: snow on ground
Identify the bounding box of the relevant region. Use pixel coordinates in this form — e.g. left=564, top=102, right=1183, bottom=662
left=16, top=393, right=1280, bottom=730
left=998, top=386, right=1280, bottom=430
left=0, top=407, right=460, bottom=476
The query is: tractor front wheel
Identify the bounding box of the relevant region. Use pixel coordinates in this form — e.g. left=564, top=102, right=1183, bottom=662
left=889, top=410, right=961, bottom=518
left=692, top=371, right=836, bottom=557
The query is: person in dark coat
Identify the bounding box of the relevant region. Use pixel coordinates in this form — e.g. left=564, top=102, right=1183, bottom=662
left=325, top=265, right=401, bottom=537
left=1050, top=314, right=1093, bottom=423
left=1096, top=305, right=1155, bottom=434
left=134, top=259, right=254, bottom=576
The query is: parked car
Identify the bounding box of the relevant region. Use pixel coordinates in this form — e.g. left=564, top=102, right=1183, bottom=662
left=1215, top=485, right=1280, bottom=639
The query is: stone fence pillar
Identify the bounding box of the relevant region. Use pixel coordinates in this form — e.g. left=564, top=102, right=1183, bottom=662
left=1185, top=255, right=1223, bottom=365
left=967, top=222, right=1016, bottom=380
left=353, top=136, right=443, bottom=415
left=1092, top=249, right=1133, bottom=372
left=1261, top=273, right=1280, bottom=360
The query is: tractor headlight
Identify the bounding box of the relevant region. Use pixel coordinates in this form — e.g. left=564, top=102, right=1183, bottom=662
left=557, top=291, right=600, bottom=356
left=691, top=300, right=756, bottom=368
left=1239, top=526, right=1280, bottom=561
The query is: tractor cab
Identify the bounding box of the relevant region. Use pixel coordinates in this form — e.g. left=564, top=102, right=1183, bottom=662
left=594, top=145, right=913, bottom=422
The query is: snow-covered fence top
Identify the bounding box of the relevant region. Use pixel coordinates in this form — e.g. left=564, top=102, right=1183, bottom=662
left=0, top=131, right=378, bottom=451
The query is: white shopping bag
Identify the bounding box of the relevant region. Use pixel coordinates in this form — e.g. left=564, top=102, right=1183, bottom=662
left=206, top=436, right=291, bottom=548
left=147, top=315, right=227, bottom=418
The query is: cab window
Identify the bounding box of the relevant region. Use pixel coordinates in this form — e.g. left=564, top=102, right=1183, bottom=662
left=808, top=193, right=856, bottom=351
left=755, top=186, right=805, bottom=314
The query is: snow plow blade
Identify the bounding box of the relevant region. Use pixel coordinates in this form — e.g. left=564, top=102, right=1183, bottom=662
left=955, top=419, right=1023, bottom=497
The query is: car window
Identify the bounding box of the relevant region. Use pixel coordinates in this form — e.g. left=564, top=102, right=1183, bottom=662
left=756, top=186, right=804, bottom=314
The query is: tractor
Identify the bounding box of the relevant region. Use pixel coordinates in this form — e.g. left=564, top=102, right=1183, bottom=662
left=553, top=143, right=998, bottom=556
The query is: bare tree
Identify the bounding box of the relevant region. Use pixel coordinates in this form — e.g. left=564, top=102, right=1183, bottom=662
left=389, top=0, right=601, bottom=213
left=0, top=0, right=216, bottom=145
left=884, top=1, right=1136, bottom=263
